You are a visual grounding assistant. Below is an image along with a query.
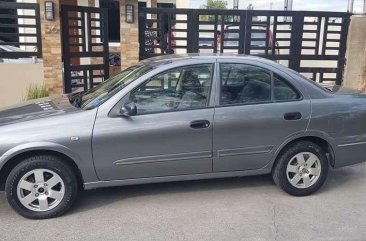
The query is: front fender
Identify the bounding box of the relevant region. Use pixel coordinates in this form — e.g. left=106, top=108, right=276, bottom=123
left=0, top=141, right=98, bottom=183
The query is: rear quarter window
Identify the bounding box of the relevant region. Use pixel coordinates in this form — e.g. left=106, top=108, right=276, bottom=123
left=273, top=74, right=301, bottom=101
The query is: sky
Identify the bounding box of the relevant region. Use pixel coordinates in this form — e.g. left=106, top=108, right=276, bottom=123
left=190, top=0, right=365, bottom=13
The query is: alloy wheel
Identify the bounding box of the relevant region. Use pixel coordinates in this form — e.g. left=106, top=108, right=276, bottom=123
left=16, top=169, right=65, bottom=212
left=286, top=152, right=322, bottom=189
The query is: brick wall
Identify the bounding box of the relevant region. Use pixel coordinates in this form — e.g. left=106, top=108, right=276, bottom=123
left=39, top=0, right=63, bottom=95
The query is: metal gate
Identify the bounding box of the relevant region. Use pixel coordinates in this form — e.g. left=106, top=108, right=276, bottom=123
left=139, top=8, right=350, bottom=85
left=61, top=5, right=109, bottom=93
left=0, top=2, right=42, bottom=59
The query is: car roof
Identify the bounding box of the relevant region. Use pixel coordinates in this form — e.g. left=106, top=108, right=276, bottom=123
left=141, top=53, right=276, bottom=67
left=140, top=54, right=329, bottom=98
left=0, top=41, right=22, bottom=52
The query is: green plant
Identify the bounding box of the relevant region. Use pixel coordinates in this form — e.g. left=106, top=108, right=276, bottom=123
left=201, top=0, right=228, bottom=9
left=25, top=84, right=48, bottom=101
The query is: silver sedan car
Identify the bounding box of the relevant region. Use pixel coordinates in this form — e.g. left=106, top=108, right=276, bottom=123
left=0, top=54, right=365, bottom=219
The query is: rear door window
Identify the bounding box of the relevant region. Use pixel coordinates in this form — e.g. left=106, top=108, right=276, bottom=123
left=273, top=74, right=301, bottom=101
left=219, top=63, right=302, bottom=106
left=220, top=63, right=271, bottom=105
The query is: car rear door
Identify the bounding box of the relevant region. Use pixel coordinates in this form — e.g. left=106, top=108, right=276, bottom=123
left=213, top=59, right=311, bottom=172
left=93, top=62, right=216, bottom=181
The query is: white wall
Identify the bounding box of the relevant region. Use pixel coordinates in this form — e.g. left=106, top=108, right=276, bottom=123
left=0, top=63, right=45, bottom=108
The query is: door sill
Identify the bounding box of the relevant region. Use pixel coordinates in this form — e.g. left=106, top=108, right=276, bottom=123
left=84, top=168, right=271, bottom=190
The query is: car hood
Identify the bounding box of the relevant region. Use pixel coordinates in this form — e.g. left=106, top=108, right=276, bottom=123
left=0, top=95, right=81, bottom=126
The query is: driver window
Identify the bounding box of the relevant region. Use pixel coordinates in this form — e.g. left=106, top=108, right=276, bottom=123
left=129, top=64, right=213, bottom=114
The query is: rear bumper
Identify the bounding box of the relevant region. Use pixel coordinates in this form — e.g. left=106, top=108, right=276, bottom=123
left=335, top=142, right=366, bottom=168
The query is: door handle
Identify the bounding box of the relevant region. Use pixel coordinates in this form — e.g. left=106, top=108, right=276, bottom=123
left=284, top=112, right=302, bottom=121
left=190, top=120, right=210, bottom=129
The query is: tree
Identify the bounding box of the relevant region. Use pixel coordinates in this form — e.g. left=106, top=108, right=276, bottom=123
left=201, top=0, right=228, bottom=10
left=200, top=0, right=231, bottom=22
left=247, top=3, right=254, bottom=10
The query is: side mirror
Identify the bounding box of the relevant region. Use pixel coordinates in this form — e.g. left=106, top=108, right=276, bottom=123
left=120, top=102, right=137, bottom=117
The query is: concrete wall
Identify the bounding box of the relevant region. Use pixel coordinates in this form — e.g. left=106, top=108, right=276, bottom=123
left=0, top=63, right=44, bottom=108
left=343, top=16, right=366, bottom=91
left=363, top=50, right=366, bottom=92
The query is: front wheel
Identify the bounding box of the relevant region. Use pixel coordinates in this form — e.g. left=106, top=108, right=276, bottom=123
left=5, top=155, right=78, bottom=219
left=272, top=141, right=329, bottom=196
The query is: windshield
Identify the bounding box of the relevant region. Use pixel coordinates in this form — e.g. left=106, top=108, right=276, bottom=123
left=75, top=64, right=152, bottom=110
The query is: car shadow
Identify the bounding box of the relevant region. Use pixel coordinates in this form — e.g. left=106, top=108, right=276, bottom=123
left=68, top=174, right=274, bottom=215
left=318, top=164, right=366, bottom=193
left=67, top=165, right=366, bottom=216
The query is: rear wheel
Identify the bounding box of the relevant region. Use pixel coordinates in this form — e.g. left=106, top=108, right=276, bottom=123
left=5, top=155, right=78, bottom=219
left=272, top=141, right=329, bottom=196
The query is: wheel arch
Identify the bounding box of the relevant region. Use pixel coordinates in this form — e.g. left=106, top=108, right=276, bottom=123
left=271, top=134, right=336, bottom=172
left=0, top=148, right=84, bottom=191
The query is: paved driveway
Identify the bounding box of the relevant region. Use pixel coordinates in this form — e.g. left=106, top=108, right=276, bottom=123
left=0, top=164, right=366, bottom=241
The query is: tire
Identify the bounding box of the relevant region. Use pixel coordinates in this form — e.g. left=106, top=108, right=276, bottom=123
left=5, top=155, right=78, bottom=219
left=272, top=141, right=329, bottom=196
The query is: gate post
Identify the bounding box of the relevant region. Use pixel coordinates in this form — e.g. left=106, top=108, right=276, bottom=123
left=39, top=0, right=63, bottom=95
left=187, top=10, right=199, bottom=53
left=120, top=0, right=140, bottom=69
left=238, top=11, right=247, bottom=54
left=244, top=10, right=252, bottom=55
left=138, top=8, right=146, bottom=60
left=289, top=13, right=304, bottom=72
left=336, top=16, right=350, bottom=86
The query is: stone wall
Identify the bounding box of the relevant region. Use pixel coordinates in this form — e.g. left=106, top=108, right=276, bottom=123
left=120, top=0, right=139, bottom=69
left=39, top=0, right=63, bottom=95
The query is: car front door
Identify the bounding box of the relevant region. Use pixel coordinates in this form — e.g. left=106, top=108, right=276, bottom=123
left=93, top=63, right=215, bottom=181
left=213, top=60, right=311, bottom=172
